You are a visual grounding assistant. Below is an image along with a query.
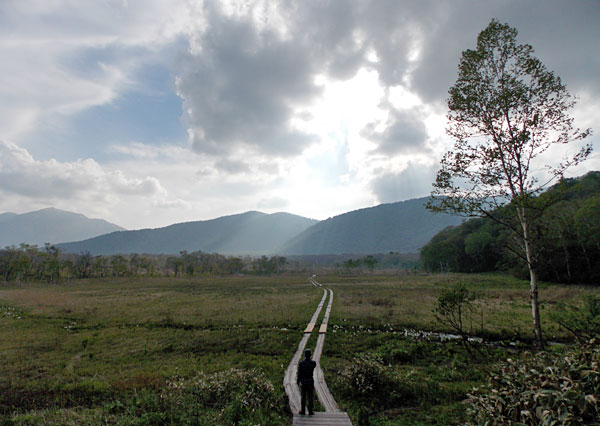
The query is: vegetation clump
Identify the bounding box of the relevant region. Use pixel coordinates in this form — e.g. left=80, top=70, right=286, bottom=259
left=434, top=283, right=483, bottom=354
left=466, top=345, right=600, bottom=425
left=551, top=295, right=600, bottom=343
left=338, top=353, right=396, bottom=404
left=422, top=172, right=600, bottom=285
left=161, top=368, right=286, bottom=424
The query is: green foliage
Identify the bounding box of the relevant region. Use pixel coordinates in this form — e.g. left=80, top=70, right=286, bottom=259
left=160, top=368, right=286, bottom=424
left=421, top=218, right=504, bottom=273
left=0, top=246, right=290, bottom=283
left=338, top=353, right=396, bottom=404
left=363, top=255, right=378, bottom=272
left=434, top=283, right=478, bottom=337
left=431, top=19, right=591, bottom=217
left=429, top=18, right=592, bottom=346
left=551, top=295, right=600, bottom=342
left=422, top=172, right=600, bottom=283
left=466, top=346, right=600, bottom=425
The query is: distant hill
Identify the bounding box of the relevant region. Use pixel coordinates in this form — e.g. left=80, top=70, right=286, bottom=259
left=0, top=208, right=125, bottom=247
left=57, top=211, right=318, bottom=255
left=278, top=198, right=463, bottom=255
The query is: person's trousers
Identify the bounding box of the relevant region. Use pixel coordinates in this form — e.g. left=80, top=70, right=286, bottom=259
left=300, top=383, right=314, bottom=414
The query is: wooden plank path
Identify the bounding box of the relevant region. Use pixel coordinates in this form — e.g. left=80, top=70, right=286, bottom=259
left=284, top=288, right=327, bottom=414
left=284, top=280, right=353, bottom=426
left=293, top=412, right=353, bottom=425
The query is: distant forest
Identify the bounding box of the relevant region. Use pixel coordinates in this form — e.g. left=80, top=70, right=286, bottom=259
left=421, top=172, right=600, bottom=284
left=0, top=245, right=419, bottom=282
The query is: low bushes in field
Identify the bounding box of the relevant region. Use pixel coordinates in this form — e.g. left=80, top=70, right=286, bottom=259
left=551, top=295, right=600, bottom=343
left=337, top=352, right=445, bottom=410
left=6, top=368, right=288, bottom=425
left=161, top=368, right=285, bottom=424
left=466, top=345, right=600, bottom=425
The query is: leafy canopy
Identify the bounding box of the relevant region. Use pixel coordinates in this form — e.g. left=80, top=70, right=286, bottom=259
left=430, top=19, right=592, bottom=216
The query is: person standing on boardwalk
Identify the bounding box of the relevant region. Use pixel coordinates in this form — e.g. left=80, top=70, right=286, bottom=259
left=297, top=348, right=317, bottom=415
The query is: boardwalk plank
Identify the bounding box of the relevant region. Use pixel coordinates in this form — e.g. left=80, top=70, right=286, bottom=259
left=293, top=412, right=353, bottom=425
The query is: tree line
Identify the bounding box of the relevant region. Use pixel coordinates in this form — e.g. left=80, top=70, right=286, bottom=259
left=0, top=246, right=289, bottom=283
left=422, top=171, right=600, bottom=284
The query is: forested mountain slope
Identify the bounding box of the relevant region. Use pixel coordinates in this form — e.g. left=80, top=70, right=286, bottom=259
left=58, top=211, right=317, bottom=255
left=279, top=198, right=463, bottom=255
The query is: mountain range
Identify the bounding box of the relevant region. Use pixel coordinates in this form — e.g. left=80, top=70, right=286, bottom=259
left=4, top=198, right=463, bottom=255
left=57, top=211, right=317, bottom=255
left=0, top=208, right=125, bottom=247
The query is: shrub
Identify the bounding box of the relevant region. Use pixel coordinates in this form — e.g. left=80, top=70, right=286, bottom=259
left=551, top=295, right=600, bottom=342
left=338, top=353, right=396, bottom=404
left=338, top=353, right=446, bottom=411
left=434, top=283, right=485, bottom=355
left=466, top=345, right=600, bottom=425
left=161, top=368, right=285, bottom=424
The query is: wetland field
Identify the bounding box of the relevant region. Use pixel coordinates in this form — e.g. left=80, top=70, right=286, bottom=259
left=0, top=273, right=597, bottom=425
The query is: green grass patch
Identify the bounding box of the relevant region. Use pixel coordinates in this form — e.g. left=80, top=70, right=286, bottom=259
left=0, top=273, right=597, bottom=424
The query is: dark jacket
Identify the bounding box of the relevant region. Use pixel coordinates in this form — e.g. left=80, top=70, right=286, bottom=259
left=297, top=358, right=317, bottom=386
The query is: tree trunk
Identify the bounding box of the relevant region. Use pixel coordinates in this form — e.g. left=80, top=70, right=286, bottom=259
left=528, top=265, right=544, bottom=349
left=519, top=208, right=545, bottom=349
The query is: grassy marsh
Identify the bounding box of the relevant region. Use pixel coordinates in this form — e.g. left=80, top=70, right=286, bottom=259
left=0, top=273, right=597, bottom=424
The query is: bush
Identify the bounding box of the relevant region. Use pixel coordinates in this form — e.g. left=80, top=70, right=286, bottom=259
left=161, top=368, right=286, bottom=424
left=466, top=345, right=600, bottom=425
left=338, top=353, right=446, bottom=410
left=338, top=353, right=396, bottom=404
left=551, top=295, right=600, bottom=342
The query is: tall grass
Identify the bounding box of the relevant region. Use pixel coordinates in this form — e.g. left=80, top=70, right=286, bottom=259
left=0, top=273, right=597, bottom=424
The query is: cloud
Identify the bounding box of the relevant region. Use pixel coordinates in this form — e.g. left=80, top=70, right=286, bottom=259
left=176, top=1, right=321, bottom=157
left=362, top=108, right=430, bottom=156
left=1, top=0, right=598, bottom=230
left=0, top=0, right=190, bottom=140
left=402, top=0, right=600, bottom=105
left=0, top=139, right=173, bottom=206
left=214, top=158, right=251, bottom=174
left=370, top=162, right=438, bottom=204
left=257, top=196, right=289, bottom=210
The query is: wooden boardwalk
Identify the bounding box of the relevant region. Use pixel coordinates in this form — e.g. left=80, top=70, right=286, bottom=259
left=293, top=412, right=353, bottom=425
left=284, top=279, right=353, bottom=426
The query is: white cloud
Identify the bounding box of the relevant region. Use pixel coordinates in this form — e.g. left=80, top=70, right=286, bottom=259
left=0, top=0, right=191, bottom=140
left=0, top=140, right=185, bottom=227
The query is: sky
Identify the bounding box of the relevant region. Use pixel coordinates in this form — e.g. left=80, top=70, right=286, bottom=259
left=0, top=0, right=598, bottom=230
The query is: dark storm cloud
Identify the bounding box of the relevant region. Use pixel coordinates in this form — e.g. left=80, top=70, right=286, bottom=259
left=175, top=0, right=599, bottom=158
left=176, top=0, right=380, bottom=157
left=406, top=0, right=600, bottom=104
left=176, top=1, right=321, bottom=156
left=362, top=108, right=429, bottom=155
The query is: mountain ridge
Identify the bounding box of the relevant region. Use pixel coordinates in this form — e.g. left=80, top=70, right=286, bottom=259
left=6, top=199, right=463, bottom=255
left=55, top=197, right=462, bottom=255
left=278, top=198, right=463, bottom=255
left=57, top=211, right=318, bottom=255
left=0, top=208, right=125, bottom=247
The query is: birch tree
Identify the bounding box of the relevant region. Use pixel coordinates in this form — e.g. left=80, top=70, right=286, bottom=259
left=428, top=20, right=592, bottom=348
